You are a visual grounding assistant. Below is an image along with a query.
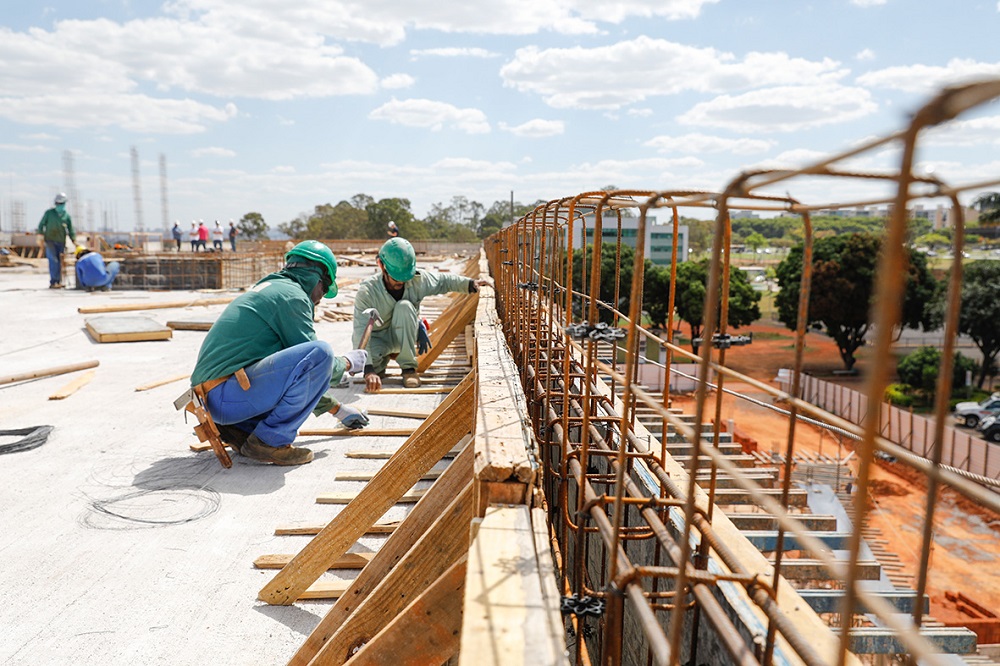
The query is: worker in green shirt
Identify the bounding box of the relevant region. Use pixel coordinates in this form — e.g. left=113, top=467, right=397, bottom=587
left=188, top=240, right=369, bottom=466
left=353, top=237, right=491, bottom=392
left=37, top=193, right=76, bottom=289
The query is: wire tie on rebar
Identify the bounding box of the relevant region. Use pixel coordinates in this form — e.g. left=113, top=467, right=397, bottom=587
left=560, top=593, right=605, bottom=618
left=502, top=260, right=514, bottom=266
left=692, top=332, right=753, bottom=349
left=517, top=281, right=539, bottom=291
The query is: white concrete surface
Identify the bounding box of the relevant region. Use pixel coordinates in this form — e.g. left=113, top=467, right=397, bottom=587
left=0, top=258, right=465, bottom=665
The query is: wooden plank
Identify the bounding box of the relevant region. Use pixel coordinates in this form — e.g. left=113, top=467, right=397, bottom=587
left=460, top=506, right=566, bottom=665
left=305, top=485, right=474, bottom=666
left=417, top=293, right=479, bottom=372
left=254, top=552, right=374, bottom=570
left=473, top=278, right=535, bottom=487
left=0, top=360, right=99, bottom=387
left=289, top=441, right=474, bottom=666
left=275, top=521, right=400, bottom=537
left=85, top=316, right=172, bottom=343
left=258, top=372, right=475, bottom=605
left=134, top=372, right=189, bottom=392
left=165, top=318, right=216, bottom=331
left=77, top=296, right=235, bottom=314
left=317, top=489, right=426, bottom=505
left=371, top=387, right=456, bottom=395
left=300, top=581, right=350, bottom=600
left=365, top=407, right=430, bottom=419
left=299, top=427, right=415, bottom=437
left=343, top=558, right=467, bottom=666
left=345, top=445, right=463, bottom=460
left=336, top=470, right=442, bottom=482
left=48, top=369, right=96, bottom=400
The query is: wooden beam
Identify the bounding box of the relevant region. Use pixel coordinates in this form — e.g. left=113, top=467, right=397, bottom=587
left=460, top=506, right=566, bottom=665
left=258, top=372, right=475, bottom=605
left=365, top=407, right=430, bottom=419
left=316, top=490, right=425, bottom=505
left=335, top=470, right=442, bottom=482
left=417, top=294, right=479, bottom=372
left=289, top=441, right=475, bottom=666
left=305, top=484, right=474, bottom=666
left=342, top=557, right=467, bottom=666
left=275, top=522, right=400, bottom=537
left=48, top=369, right=96, bottom=400
left=344, top=444, right=463, bottom=460
left=254, top=552, right=374, bottom=570
left=77, top=295, right=235, bottom=314
left=372, top=387, right=456, bottom=395
left=298, top=427, right=415, bottom=437
left=0, top=360, right=99, bottom=387
left=300, top=581, right=349, bottom=600
left=134, top=372, right=189, bottom=392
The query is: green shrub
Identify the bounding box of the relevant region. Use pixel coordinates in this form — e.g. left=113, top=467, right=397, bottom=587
left=885, top=383, right=915, bottom=407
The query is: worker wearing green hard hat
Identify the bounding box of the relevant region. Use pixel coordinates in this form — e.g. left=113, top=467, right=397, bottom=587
left=353, top=237, right=493, bottom=392
left=185, top=240, right=369, bottom=466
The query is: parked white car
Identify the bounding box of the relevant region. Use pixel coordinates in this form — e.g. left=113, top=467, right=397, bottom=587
left=953, top=392, right=1000, bottom=428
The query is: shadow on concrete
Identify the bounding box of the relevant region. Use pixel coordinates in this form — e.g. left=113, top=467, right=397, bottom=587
left=252, top=602, right=324, bottom=637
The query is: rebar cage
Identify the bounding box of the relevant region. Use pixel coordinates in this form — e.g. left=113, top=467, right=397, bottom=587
left=484, top=80, right=1000, bottom=665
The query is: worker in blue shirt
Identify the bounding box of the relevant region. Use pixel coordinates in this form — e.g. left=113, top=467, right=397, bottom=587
left=74, top=246, right=121, bottom=291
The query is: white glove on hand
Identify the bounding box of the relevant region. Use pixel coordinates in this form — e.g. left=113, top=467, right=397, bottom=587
left=342, top=349, right=369, bottom=376
left=335, top=403, right=369, bottom=429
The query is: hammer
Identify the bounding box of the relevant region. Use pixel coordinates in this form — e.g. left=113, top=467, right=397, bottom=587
left=358, top=308, right=384, bottom=350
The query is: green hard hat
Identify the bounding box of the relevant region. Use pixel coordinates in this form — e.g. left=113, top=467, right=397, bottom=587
left=285, top=240, right=338, bottom=298
left=378, top=237, right=416, bottom=282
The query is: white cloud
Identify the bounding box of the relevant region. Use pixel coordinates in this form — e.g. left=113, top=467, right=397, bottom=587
left=272, top=165, right=296, bottom=173
left=409, top=47, right=499, bottom=59
left=856, top=48, right=875, bottom=61
left=499, top=119, right=565, bottom=137
left=645, top=133, right=774, bottom=155
left=381, top=73, right=416, bottom=89
left=850, top=0, right=887, bottom=6
left=0, top=143, right=50, bottom=153
left=501, top=37, right=847, bottom=109
left=678, top=85, right=877, bottom=133
left=192, top=147, right=236, bottom=157
left=369, top=98, right=490, bottom=134
left=856, top=58, right=1000, bottom=93
left=21, top=132, right=59, bottom=141
left=923, top=115, right=1000, bottom=147
left=628, top=108, right=654, bottom=117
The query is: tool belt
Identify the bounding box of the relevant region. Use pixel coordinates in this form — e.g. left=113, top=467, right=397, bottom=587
left=174, top=368, right=251, bottom=469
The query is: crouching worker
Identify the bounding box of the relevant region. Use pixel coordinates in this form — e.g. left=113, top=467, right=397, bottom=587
left=354, top=237, right=492, bottom=392
left=188, top=240, right=369, bottom=466
left=75, top=246, right=120, bottom=291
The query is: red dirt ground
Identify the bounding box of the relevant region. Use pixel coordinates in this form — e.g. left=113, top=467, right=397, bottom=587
left=668, top=319, right=1000, bottom=622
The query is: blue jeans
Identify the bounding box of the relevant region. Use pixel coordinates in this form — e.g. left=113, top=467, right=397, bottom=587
left=205, top=341, right=334, bottom=447
left=45, top=241, right=64, bottom=285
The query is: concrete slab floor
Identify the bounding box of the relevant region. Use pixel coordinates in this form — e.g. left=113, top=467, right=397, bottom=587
left=0, top=259, right=469, bottom=665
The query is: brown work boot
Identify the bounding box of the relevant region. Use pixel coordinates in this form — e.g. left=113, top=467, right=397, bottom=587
left=241, top=433, right=313, bottom=465
left=401, top=369, right=421, bottom=389
left=216, top=424, right=250, bottom=454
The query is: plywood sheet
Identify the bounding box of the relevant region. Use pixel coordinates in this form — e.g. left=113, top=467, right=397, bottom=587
left=85, top=316, right=172, bottom=343
left=166, top=318, right=217, bottom=331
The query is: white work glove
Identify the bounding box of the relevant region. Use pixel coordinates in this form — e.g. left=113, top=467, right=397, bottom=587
left=335, top=403, right=369, bottom=429
left=342, top=349, right=368, bottom=376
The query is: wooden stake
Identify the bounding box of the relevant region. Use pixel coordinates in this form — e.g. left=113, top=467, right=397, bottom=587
left=417, top=294, right=479, bottom=372
left=335, top=470, right=441, bottom=482
left=48, top=369, right=96, bottom=400
left=299, top=581, right=349, bottom=600
left=77, top=296, right=235, bottom=314
left=316, top=489, right=426, bottom=505
left=344, top=445, right=463, bottom=460
left=274, top=521, right=400, bottom=537
left=0, top=360, right=99, bottom=387
left=341, top=558, right=467, bottom=666
left=135, top=372, right=189, bottom=392
left=254, top=552, right=374, bottom=570
left=364, top=407, right=430, bottom=419
left=288, top=442, right=474, bottom=666
left=372, top=387, right=456, bottom=395
left=298, top=427, right=415, bottom=437
left=258, top=373, right=475, bottom=605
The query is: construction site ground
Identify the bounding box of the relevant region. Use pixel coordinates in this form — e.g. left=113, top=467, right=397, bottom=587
left=672, top=319, right=1000, bottom=625
left=0, top=257, right=468, bottom=665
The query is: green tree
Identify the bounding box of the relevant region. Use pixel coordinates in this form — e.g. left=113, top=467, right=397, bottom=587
left=896, top=346, right=976, bottom=400
left=570, top=243, right=636, bottom=323
left=775, top=233, right=936, bottom=372
left=237, top=212, right=269, bottom=240
left=276, top=216, right=306, bottom=240
left=642, top=259, right=760, bottom=352
left=745, top=231, right=767, bottom=254
left=928, top=260, right=1000, bottom=388
left=974, top=192, right=1000, bottom=225
left=366, top=198, right=416, bottom=240
left=305, top=201, right=367, bottom=239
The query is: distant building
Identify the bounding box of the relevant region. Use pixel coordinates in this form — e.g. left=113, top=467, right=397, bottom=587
left=569, top=212, right=689, bottom=267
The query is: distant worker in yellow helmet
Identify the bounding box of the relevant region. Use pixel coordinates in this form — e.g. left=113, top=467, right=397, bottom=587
left=353, top=237, right=492, bottom=392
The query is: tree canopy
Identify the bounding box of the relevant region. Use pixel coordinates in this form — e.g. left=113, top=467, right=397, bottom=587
left=775, top=232, right=936, bottom=371
left=237, top=212, right=269, bottom=240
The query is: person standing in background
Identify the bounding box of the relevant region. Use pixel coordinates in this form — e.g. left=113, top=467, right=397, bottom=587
left=228, top=220, right=238, bottom=252
left=37, top=193, right=76, bottom=289
left=172, top=221, right=182, bottom=252
left=189, top=222, right=198, bottom=252
left=212, top=221, right=224, bottom=251
left=197, top=220, right=209, bottom=251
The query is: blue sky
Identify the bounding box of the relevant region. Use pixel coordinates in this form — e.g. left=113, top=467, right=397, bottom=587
left=2, top=0, right=1000, bottom=234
